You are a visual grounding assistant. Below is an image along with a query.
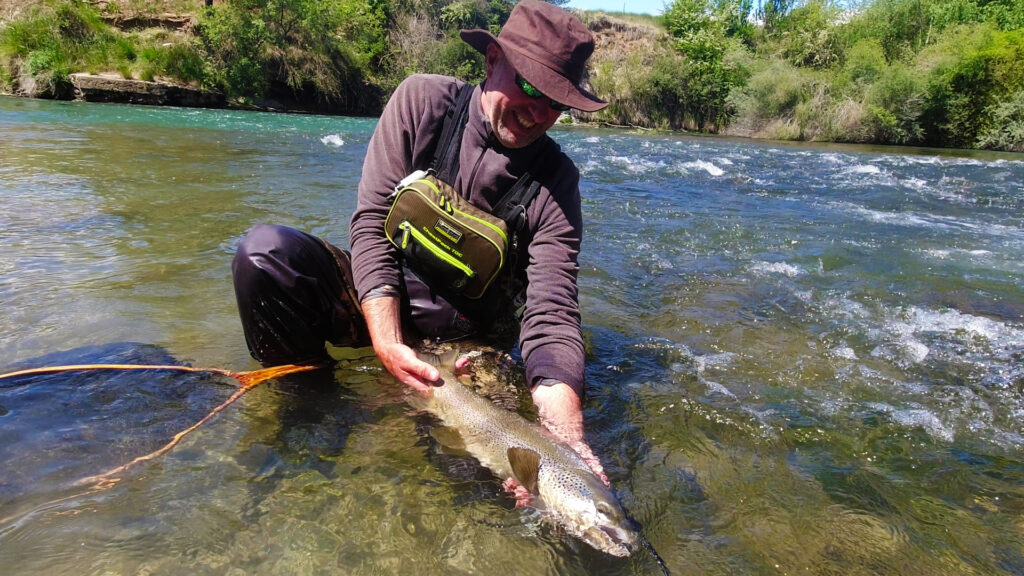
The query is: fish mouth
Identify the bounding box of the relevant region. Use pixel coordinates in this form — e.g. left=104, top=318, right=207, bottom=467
left=584, top=525, right=640, bottom=557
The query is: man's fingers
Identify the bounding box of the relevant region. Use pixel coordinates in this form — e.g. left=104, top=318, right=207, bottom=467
left=400, top=357, right=439, bottom=386
left=502, top=477, right=532, bottom=507
left=378, top=342, right=440, bottom=391
left=570, top=440, right=611, bottom=487
left=413, top=359, right=440, bottom=382
left=396, top=358, right=441, bottom=393
left=400, top=373, right=434, bottom=393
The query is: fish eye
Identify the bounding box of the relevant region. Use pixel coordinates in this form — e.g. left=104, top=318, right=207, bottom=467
left=597, top=502, right=613, bottom=516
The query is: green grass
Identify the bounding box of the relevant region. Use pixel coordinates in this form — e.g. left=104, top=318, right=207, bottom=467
left=0, top=0, right=209, bottom=94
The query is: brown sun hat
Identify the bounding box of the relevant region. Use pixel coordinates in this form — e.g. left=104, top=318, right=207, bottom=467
left=460, top=0, right=608, bottom=112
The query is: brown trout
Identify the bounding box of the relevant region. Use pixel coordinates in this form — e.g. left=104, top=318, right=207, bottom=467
left=409, top=352, right=640, bottom=557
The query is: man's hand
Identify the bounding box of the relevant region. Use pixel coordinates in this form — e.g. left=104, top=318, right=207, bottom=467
left=532, top=382, right=610, bottom=486
left=374, top=340, right=440, bottom=393
left=362, top=295, right=438, bottom=393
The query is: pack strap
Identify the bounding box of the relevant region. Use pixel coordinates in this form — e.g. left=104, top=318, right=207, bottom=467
left=494, top=174, right=542, bottom=235
left=432, top=82, right=476, bottom=184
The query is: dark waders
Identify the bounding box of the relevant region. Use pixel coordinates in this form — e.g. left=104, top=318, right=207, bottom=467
left=232, top=224, right=370, bottom=365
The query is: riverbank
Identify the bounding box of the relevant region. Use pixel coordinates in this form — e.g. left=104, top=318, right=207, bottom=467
left=2, top=0, right=1022, bottom=151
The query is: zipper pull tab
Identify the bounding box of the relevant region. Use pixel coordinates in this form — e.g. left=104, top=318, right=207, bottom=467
left=400, top=221, right=412, bottom=249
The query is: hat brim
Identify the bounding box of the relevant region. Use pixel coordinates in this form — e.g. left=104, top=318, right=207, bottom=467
left=460, top=29, right=608, bottom=113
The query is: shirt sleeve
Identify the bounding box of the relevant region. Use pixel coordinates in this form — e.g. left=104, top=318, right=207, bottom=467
left=349, top=75, right=460, bottom=300
left=518, top=161, right=586, bottom=396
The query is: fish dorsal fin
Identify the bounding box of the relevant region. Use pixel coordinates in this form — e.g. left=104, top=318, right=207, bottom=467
left=507, top=447, right=541, bottom=494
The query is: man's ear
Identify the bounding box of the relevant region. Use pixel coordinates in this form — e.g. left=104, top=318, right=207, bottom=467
left=485, top=43, right=501, bottom=76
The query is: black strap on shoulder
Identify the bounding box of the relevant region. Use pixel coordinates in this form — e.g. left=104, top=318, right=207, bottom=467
left=432, top=82, right=476, bottom=184
left=494, top=173, right=542, bottom=235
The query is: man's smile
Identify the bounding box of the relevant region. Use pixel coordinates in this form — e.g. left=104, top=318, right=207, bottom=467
left=514, top=111, right=536, bottom=129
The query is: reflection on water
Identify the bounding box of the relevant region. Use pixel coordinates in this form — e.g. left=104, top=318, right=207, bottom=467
left=1, top=95, right=1023, bottom=574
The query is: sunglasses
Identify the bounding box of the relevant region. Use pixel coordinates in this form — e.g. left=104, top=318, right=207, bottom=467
left=515, top=74, right=571, bottom=112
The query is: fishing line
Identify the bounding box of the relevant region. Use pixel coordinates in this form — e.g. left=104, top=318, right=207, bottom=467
left=641, top=535, right=672, bottom=576
left=0, top=361, right=319, bottom=527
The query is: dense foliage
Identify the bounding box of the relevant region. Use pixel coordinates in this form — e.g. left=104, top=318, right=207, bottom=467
left=1, top=0, right=1022, bottom=150
left=0, top=1, right=205, bottom=96
left=720, top=0, right=1024, bottom=150
left=582, top=0, right=1024, bottom=150
left=195, top=0, right=387, bottom=110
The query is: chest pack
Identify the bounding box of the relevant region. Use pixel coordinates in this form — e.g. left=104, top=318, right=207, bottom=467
left=384, top=83, right=544, bottom=300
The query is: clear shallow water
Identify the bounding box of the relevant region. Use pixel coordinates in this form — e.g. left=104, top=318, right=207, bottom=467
left=1, top=95, right=1023, bottom=575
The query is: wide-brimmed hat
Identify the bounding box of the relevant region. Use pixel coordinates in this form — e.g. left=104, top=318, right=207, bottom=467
left=460, top=0, right=607, bottom=112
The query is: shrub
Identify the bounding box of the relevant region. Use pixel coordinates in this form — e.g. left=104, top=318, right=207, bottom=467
left=1, top=1, right=215, bottom=94
left=153, top=42, right=207, bottom=84
left=337, top=0, right=390, bottom=68
left=977, top=89, right=1024, bottom=151
left=827, top=97, right=874, bottom=142
left=920, top=25, right=1024, bottom=147
left=838, top=0, right=948, bottom=63
left=867, top=64, right=925, bottom=144
left=841, top=38, right=887, bottom=93
left=583, top=18, right=681, bottom=129
left=636, top=50, right=696, bottom=129
left=772, top=0, right=842, bottom=68
left=662, top=0, right=750, bottom=130
left=0, top=1, right=112, bottom=96
left=436, top=38, right=485, bottom=81
left=729, top=58, right=813, bottom=132
left=198, top=6, right=269, bottom=96
left=197, top=0, right=377, bottom=107
left=984, top=0, right=1024, bottom=30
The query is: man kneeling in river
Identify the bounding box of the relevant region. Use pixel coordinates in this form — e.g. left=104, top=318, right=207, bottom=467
left=231, top=1, right=609, bottom=480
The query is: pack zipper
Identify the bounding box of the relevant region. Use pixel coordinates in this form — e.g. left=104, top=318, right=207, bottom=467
left=399, top=221, right=475, bottom=278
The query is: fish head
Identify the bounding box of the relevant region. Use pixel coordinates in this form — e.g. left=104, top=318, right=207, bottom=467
left=539, top=467, right=640, bottom=557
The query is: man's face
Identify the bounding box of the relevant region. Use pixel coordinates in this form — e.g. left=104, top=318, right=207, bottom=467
left=480, top=45, right=565, bottom=149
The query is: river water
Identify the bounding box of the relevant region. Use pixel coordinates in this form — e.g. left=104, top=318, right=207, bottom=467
left=1, top=95, right=1022, bottom=575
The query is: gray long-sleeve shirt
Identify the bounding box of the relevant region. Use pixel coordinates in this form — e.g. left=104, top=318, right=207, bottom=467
left=349, top=74, right=585, bottom=394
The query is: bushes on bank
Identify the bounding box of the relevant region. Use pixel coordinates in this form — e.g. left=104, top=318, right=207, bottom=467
left=581, top=11, right=746, bottom=132
left=1, top=2, right=104, bottom=95
left=0, top=1, right=208, bottom=95
left=919, top=26, right=1024, bottom=148
left=655, top=0, right=750, bottom=130
left=383, top=11, right=484, bottom=94
left=977, top=90, right=1024, bottom=151
left=714, top=0, right=1024, bottom=149
left=196, top=0, right=385, bottom=111
left=2, top=0, right=1022, bottom=151
left=589, top=49, right=693, bottom=130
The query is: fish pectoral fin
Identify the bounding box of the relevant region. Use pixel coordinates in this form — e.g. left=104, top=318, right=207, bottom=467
left=416, top=349, right=460, bottom=370
left=429, top=425, right=468, bottom=453
left=507, top=447, right=541, bottom=494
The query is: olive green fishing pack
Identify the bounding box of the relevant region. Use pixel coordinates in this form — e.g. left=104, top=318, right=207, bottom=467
left=384, top=83, right=543, bottom=300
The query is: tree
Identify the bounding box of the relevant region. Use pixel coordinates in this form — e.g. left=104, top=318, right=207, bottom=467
left=757, top=0, right=794, bottom=34
left=663, top=0, right=750, bottom=129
